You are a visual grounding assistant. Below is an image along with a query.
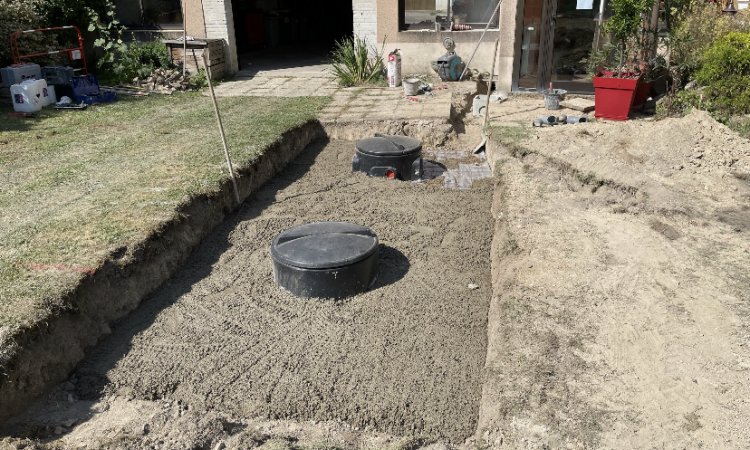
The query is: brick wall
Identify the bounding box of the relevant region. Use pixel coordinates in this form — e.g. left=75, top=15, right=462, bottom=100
left=353, top=0, right=378, bottom=44
left=202, top=0, right=239, bottom=75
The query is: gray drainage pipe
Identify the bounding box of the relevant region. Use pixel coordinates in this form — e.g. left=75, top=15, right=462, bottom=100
left=532, top=116, right=557, bottom=127
left=566, top=116, right=588, bottom=124
left=533, top=115, right=589, bottom=127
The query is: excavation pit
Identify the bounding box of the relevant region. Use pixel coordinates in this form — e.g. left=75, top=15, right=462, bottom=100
left=48, top=140, right=493, bottom=444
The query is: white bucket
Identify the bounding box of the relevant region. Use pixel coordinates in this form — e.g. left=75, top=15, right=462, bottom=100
left=387, top=50, right=402, bottom=88
left=10, top=79, right=47, bottom=113
left=403, top=78, right=421, bottom=96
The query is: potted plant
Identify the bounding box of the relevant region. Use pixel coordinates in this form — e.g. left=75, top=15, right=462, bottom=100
left=593, top=0, right=656, bottom=120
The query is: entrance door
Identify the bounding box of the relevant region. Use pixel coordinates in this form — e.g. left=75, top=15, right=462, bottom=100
left=517, top=0, right=603, bottom=93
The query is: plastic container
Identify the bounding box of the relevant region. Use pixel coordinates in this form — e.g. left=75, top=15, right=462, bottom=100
left=271, top=222, right=380, bottom=299
left=10, top=79, right=47, bottom=113
left=0, top=63, right=41, bottom=88
left=41, top=84, right=56, bottom=107
left=352, top=134, right=424, bottom=181
left=42, top=66, right=76, bottom=86
left=543, top=88, right=567, bottom=110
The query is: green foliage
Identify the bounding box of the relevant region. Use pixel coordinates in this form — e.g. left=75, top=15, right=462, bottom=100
left=187, top=69, right=208, bottom=89
left=694, top=32, right=750, bottom=117
left=38, top=0, right=109, bottom=28
left=667, top=0, right=750, bottom=87
left=0, top=0, right=44, bottom=66
left=604, top=0, right=654, bottom=73
left=329, top=36, right=386, bottom=87
left=606, top=0, right=653, bottom=45
left=86, top=0, right=127, bottom=76
left=0, top=0, right=117, bottom=67
left=655, top=87, right=700, bottom=118
left=120, top=41, right=173, bottom=81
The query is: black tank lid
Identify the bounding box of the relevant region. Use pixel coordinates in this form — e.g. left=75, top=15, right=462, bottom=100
left=271, top=222, right=379, bottom=270
left=356, top=135, right=422, bottom=156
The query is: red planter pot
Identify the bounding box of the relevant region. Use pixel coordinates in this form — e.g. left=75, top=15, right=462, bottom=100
left=632, top=80, right=654, bottom=111
left=593, top=75, right=641, bottom=121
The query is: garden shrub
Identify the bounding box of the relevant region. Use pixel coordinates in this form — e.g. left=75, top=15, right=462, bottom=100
left=0, top=0, right=44, bottom=66
left=668, top=1, right=750, bottom=87
left=695, top=31, right=750, bottom=117
left=604, top=0, right=654, bottom=72
left=329, top=36, right=386, bottom=87
left=119, top=40, right=174, bottom=81
left=39, top=0, right=110, bottom=30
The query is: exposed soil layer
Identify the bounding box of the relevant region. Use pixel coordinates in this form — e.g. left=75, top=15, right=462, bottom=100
left=5, top=140, right=494, bottom=446
left=474, top=104, right=750, bottom=449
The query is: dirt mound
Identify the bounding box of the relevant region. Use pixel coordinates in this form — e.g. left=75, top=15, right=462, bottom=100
left=476, top=105, right=750, bottom=449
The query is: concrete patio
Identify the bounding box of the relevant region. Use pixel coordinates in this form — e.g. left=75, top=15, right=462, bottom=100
left=210, top=61, right=457, bottom=146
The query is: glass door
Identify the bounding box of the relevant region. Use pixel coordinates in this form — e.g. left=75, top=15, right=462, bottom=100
left=517, top=0, right=605, bottom=93
left=517, top=0, right=544, bottom=90
left=549, top=0, right=602, bottom=93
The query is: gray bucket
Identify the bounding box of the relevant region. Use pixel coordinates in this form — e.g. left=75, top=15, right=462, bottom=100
left=543, top=89, right=567, bottom=110
left=403, top=78, right=421, bottom=96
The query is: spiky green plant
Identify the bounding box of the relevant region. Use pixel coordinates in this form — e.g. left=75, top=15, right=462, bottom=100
left=329, top=35, right=386, bottom=87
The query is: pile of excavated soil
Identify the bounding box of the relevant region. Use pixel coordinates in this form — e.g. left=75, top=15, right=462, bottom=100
left=531, top=109, right=750, bottom=177
left=474, top=106, right=750, bottom=449
left=3, top=140, right=494, bottom=448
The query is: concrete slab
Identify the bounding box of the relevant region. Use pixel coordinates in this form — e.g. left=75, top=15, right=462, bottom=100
left=208, top=61, right=457, bottom=147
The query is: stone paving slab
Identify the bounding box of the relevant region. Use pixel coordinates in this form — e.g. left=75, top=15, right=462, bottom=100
left=210, top=66, right=453, bottom=129
left=319, top=89, right=451, bottom=123
left=212, top=75, right=339, bottom=98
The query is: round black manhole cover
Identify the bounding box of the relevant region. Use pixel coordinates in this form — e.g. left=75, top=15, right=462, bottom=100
left=271, top=222, right=380, bottom=298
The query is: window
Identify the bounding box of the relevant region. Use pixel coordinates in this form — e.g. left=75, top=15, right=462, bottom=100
left=400, top=0, right=499, bottom=31
left=115, top=0, right=183, bottom=28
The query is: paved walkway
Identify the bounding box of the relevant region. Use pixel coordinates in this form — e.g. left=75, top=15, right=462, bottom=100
left=318, top=87, right=452, bottom=123
left=212, top=63, right=453, bottom=124
left=213, top=64, right=339, bottom=97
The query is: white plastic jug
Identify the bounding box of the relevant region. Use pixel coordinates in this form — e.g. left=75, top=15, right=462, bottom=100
left=41, top=84, right=56, bottom=107
left=10, top=79, right=47, bottom=113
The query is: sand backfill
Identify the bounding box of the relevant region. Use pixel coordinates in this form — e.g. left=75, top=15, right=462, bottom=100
left=72, top=140, right=494, bottom=443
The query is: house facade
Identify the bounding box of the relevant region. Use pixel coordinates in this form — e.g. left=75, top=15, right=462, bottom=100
left=171, top=0, right=625, bottom=93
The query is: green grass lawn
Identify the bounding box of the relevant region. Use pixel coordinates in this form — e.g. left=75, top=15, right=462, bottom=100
left=0, top=92, right=328, bottom=339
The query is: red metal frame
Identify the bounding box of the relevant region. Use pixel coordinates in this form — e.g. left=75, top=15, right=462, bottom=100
left=10, top=25, right=88, bottom=74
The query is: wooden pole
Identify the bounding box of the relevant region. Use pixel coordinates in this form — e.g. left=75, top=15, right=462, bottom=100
left=204, top=52, right=241, bottom=205
left=483, top=39, right=500, bottom=131
left=473, top=38, right=500, bottom=154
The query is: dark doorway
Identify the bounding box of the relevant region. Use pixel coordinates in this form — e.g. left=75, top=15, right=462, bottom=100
left=232, top=0, right=354, bottom=71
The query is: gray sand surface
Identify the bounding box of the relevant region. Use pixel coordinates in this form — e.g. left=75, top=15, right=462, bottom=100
left=73, top=140, right=494, bottom=443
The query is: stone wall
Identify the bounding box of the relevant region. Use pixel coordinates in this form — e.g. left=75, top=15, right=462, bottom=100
left=353, top=0, right=378, bottom=44
left=202, top=0, right=239, bottom=74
